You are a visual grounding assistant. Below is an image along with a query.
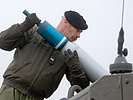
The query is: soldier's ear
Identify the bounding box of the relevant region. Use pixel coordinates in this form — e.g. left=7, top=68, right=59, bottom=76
left=63, top=17, right=68, bottom=24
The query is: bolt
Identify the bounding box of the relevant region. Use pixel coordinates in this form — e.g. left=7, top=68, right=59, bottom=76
left=91, top=98, right=94, bottom=100
left=125, top=80, right=129, bottom=84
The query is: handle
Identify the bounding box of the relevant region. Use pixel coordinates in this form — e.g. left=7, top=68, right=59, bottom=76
left=23, top=10, right=30, bottom=16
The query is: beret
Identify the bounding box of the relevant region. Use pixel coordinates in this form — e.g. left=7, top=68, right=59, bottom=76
left=64, top=10, right=88, bottom=30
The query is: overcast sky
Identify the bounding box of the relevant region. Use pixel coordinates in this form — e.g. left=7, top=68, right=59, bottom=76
left=0, top=0, right=133, bottom=100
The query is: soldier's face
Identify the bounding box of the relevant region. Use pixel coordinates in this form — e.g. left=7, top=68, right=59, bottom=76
left=63, top=20, right=82, bottom=42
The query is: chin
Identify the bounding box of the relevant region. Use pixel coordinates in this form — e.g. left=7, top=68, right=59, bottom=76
left=69, top=38, right=77, bottom=42
left=71, top=39, right=76, bottom=42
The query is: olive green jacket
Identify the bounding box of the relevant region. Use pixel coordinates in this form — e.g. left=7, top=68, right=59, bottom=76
left=0, top=24, right=89, bottom=100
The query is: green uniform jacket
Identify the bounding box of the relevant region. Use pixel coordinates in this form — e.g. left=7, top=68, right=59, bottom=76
left=0, top=24, right=89, bottom=100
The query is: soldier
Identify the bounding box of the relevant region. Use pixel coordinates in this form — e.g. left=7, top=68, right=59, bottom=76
left=0, top=10, right=89, bottom=100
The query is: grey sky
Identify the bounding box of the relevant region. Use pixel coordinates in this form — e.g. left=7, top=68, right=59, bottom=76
left=0, top=0, right=133, bottom=100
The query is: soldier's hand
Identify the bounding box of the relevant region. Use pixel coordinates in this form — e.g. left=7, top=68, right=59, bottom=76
left=19, top=13, right=41, bottom=32
left=64, top=49, right=79, bottom=67
left=26, top=13, right=41, bottom=25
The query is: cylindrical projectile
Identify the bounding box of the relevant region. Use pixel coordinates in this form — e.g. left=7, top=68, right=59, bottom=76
left=23, top=10, right=110, bottom=82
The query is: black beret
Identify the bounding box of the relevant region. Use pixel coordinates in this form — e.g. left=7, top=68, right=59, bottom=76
left=64, top=10, right=88, bottom=30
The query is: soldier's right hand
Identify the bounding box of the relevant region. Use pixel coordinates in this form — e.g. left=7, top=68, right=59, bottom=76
left=25, top=13, right=41, bottom=26
left=19, top=13, right=41, bottom=32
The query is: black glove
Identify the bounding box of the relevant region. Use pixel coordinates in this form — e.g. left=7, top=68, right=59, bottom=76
left=64, top=49, right=90, bottom=89
left=19, top=13, right=41, bottom=32
left=64, top=49, right=80, bottom=68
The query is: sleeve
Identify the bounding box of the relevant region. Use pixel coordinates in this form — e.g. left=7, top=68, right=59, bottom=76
left=0, top=24, right=37, bottom=51
left=65, top=63, right=90, bottom=90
